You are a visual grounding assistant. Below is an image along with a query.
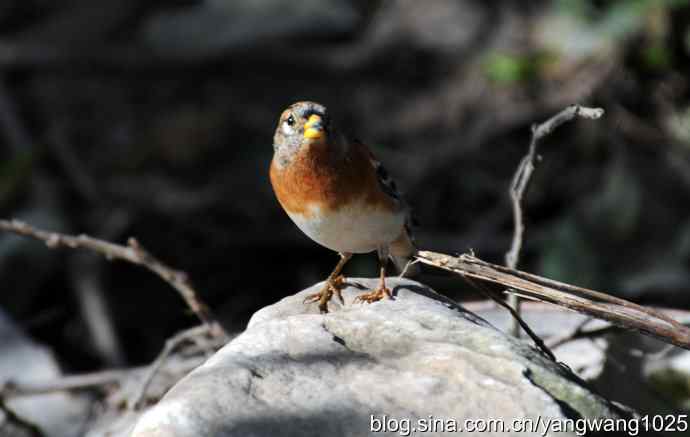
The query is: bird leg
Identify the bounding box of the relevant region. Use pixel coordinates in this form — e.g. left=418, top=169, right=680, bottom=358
left=355, top=247, right=392, bottom=304
left=303, top=252, right=352, bottom=313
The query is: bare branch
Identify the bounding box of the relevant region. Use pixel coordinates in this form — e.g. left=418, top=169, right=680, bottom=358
left=1, top=369, right=128, bottom=398
left=0, top=219, right=228, bottom=338
left=416, top=251, right=690, bottom=350
left=0, top=325, right=223, bottom=402
left=505, top=105, right=605, bottom=335
left=506, top=104, right=605, bottom=266
left=128, top=325, right=213, bottom=410
left=545, top=319, right=618, bottom=349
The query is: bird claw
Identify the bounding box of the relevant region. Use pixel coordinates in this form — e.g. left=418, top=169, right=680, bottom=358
left=303, top=275, right=347, bottom=312
left=330, top=275, right=346, bottom=304
left=354, top=286, right=392, bottom=304
left=302, top=293, right=321, bottom=304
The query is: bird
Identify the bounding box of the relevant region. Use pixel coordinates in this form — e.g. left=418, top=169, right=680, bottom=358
left=269, top=101, right=418, bottom=313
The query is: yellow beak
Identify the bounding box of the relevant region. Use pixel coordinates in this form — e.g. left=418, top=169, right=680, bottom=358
left=303, top=114, right=325, bottom=140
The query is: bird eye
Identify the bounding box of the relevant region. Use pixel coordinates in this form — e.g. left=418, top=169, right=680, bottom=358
left=286, top=115, right=295, bottom=126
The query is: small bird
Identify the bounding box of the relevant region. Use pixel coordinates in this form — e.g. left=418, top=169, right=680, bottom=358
left=270, top=101, right=417, bottom=313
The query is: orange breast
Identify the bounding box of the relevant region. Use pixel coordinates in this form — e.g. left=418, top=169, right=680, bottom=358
left=270, top=141, right=397, bottom=218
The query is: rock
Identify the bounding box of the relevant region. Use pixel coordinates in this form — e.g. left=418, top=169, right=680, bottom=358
left=131, top=277, right=630, bottom=437
left=645, top=346, right=690, bottom=411
left=466, top=301, right=609, bottom=381
left=472, top=301, right=690, bottom=417
left=0, top=309, right=90, bottom=437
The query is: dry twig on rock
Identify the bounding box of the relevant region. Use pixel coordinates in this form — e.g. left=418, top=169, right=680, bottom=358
left=416, top=251, right=690, bottom=350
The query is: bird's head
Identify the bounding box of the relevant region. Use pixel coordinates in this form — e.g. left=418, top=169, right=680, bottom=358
left=273, top=101, right=336, bottom=166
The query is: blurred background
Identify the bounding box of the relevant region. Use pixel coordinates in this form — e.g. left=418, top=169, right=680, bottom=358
left=0, top=0, right=689, bottom=378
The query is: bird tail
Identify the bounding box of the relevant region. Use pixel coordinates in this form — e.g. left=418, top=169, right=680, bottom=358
left=389, top=228, right=420, bottom=277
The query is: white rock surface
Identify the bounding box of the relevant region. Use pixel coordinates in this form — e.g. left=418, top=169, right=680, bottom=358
left=130, top=278, right=628, bottom=437
left=466, top=301, right=609, bottom=381
left=0, top=309, right=90, bottom=437
left=471, top=301, right=690, bottom=416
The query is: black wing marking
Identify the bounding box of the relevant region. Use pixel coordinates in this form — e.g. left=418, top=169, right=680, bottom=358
left=363, top=143, right=418, bottom=240
left=371, top=156, right=401, bottom=202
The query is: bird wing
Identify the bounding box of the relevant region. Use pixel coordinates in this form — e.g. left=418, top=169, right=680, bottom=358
left=369, top=153, right=402, bottom=205
left=358, top=140, right=418, bottom=234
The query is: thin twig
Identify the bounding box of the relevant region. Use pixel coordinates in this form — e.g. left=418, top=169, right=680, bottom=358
left=128, top=325, right=213, bottom=410
left=546, top=322, right=620, bottom=349
left=505, top=105, right=605, bottom=336
left=68, top=211, right=132, bottom=367
left=642, top=344, right=676, bottom=361
left=0, top=397, right=44, bottom=437
left=463, top=276, right=556, bottom=361
left=0, top=219, right=228, bottom=338
left=416, top=251, right=690, bottom=350
left=1, top=369, right=128, bottom=398
left=0, top=347, right=212, bottom=401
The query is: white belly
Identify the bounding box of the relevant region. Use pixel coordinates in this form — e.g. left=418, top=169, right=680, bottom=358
left=287, top=201, right=405, bottom=254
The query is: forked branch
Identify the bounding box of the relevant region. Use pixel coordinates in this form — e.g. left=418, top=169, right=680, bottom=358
left=506, top=104, right=605, bottom=268
left=505, top=104, right=605, bottom=336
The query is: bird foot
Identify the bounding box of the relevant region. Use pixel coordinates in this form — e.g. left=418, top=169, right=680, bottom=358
left=303, top=275, right=347, bottom=313
left=354, top=285, right=392, bottom=304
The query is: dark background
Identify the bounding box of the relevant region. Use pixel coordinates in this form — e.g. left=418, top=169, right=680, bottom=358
left=0, top=0, right=689, bottom=372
